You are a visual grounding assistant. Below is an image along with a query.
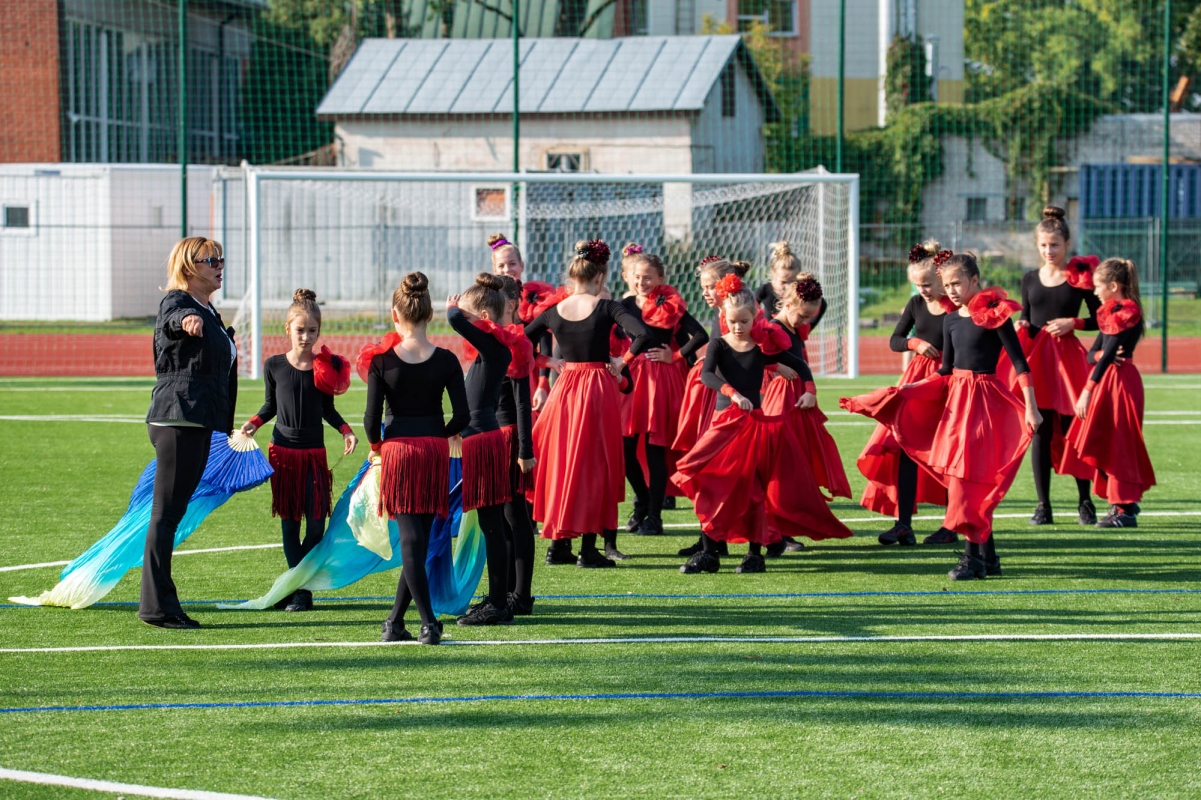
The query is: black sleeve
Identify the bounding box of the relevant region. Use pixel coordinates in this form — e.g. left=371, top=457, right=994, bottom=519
left=677, top=311, right=709, bottom=359
left=937, top=316, right=955, bottom=376
left=442, top=356, right=470, bottom=437
left=448, top=306, right=507, bottom=358
left=1020, top=271, right=1032, bottom=325
left=1089, top=328, right=1140, bottom=384
left=609, top=300, right=652, bottom=357
left=767, top=348, right=814, bottom=383
left=363, top=356, right=386, bottom=445
left=998, top=319, right=1030, bottom=375
left=889, top=297, right=918, bottom=353
left=226, top=364, right=238, bottom=436
left=810, top=297, right=828, bottom=330
left=700, top=339, right=727, bottom=394
left=1080, top=288, right=1102, bottom=332
left=512, top=376, right=533, bottom=460
left=524, top=310, right=550, bottom=346
left=754, top=283, right=774, bottom=307
left=255, top=359, right=278, bottom=423
left=160, top=294, right=200, bottom=340
left=538, top=330, right=554, bottom=379
left=321, top=391, right=349, bottom=433
left=1086, top=333, right=1103, bottom=366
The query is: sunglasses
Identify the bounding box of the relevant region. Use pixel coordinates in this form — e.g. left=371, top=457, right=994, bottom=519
left=194, top=257, right=225, bottom=267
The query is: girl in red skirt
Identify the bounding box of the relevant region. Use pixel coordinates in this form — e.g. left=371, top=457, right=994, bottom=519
left=755, top=241, right=801, bottom=318
left=1060, top=258, right=1155, bottom=528
left=524, top=240, right=651, bottom=567
left=857, top=243, right=955, bottom=547
left=673, top=277, right=853, bottom=575
left=842, top=253, right=1042, bottom=580
left=1019, top=207, right=1102, bottom=526
left=363, top=272, right=469, bottom=645
left=242, top=289, right=356, bottom=612
left=620, top=244, right=709, bottom=537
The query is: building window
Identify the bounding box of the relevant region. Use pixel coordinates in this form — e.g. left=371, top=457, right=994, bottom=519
left=4, top=206, right=30, bottom=228
left=546, top=152, right=585, bottom=172
left=720, top=64, right=736, bottom=117
left=473, top=186, right=510, bottom=221
left=736, top=0, right=796, bottom=36
left=966, top=197, right=988, bottom=221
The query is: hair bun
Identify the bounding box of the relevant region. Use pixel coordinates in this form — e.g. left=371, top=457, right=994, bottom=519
left=770, top=241, right=793, bottom=258
left=730, top=260, right=752, bottom=278
left=401, top=272, right=429, bottom=296
left=293, top=288, right=317, bottom=303
left=475, top=272, right=505, bottom=291
left=488, top=233, right=512, bottom=251
left=622, top=242, right=643, bottom=258
left=1043, top=205, right=1066, bottom=221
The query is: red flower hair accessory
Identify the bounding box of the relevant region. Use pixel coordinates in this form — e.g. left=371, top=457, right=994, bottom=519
left=714, top=273, right=743, bottom=302
left=967, top=287, right=1021, bottom=329
left=937, top=296, right=959, bottom=314
left=518, top=280, right=556, bottom=323
left=641, top=284, right=687, bottom=329
left=932, top=250, right=954, bottom=271
left=577, top=239, right=611, bottom=264
left=751, top=317, right=792, bottom=355
left=795, top=277, right=823, bottom=302
left=908, top=244, right=928, bottom=264
left=313, top=346, right=351, bottom=396
left=1065, top=255, right=1100, bottom=290
left=699, top=255, right=723, bottom=267
left=1097, top=298, right=1141, bottom=335
left=356, top=332, right=402, bottom=383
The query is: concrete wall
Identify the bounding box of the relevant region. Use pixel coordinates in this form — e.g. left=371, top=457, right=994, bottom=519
left=919, top=136, right=1010, bottom=229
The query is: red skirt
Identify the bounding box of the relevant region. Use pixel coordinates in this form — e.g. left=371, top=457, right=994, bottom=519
left=761, top=377, right=852, bottom=500
left=674, top=360, right=716, bottom=453
left=501, top=423, right=536, bottom=497
left=853, top=355, right=948, bottom=517
left=841, top=370, right=1031, bottom=543
left=462, top=428, right=511, bottom=511
left=672, top=406, right=854, bottom=545
left=267, top=444, right=332, bottom=521
left=379, top=436, right=450, bottom=518
left=998, top=328, right=1089, bottom=416
left=624, top=357, right=686, bottom=447
left=1059, top=362, right=1155, bottom=504
left=532, top=362, right=624, bottom=539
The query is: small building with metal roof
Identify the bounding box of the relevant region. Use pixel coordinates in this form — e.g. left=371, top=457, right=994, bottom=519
left=316, top=35, right=781, bottom=174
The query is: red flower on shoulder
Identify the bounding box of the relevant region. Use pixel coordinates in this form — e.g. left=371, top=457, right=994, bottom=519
left=751, top=317, right=792, bottom=355
left=714, top=274, right=743, bottom=302
left=518, top=280, right=556, bottom=323
left=966, top=287, right=1021, bottom=330
left=1097, top=298, right=1142, bottom=335
left=532, top=285, right=572, bottom=319
left=313, top=345, right=351, bottom=395
left=1065, top=255, right=1099, bottom=290
left=642, top=284, right=687, bottom=329
left=937, top=296, right=958, bottom=314
left=609, top=325, right=630, bottom=357
left=356, top=332, right=402, bottom=383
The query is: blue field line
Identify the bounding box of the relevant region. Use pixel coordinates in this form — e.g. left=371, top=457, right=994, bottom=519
left=4, top=587, right=1201, bottom=610
left=4, top=687, right=1201, bottom=716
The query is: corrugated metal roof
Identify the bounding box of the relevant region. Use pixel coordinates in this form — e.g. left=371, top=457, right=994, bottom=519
left=316, top=35, right=779, bottom=119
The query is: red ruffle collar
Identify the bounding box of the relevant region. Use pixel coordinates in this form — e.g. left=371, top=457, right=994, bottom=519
left=356, top=332, right=402, bottom=383
left=518, top=280, right=556, bottom=323
left=751, top=317, right=791, bottom=355
left=532, top=285, right=572, bottom=319
left=1065, top=255, right=1100, bottom=290
left=937, top=296, right=958, bottom=314
left=641, top=285, right=687, bottom=329
left=1097, top=298, right=1141, bottom=335
left=967, top=287, right=1021, bottom=330
left=312, top=346, right=350, bottom=395
left=461, top=320, right=534, bottom=379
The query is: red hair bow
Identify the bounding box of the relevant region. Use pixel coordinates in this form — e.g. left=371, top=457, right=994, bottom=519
left=356, top=332, right=402, bottom=383
left=967, top=287, right=1020, bottom=330
left=751, top=317, right=792, bottom=355
left=313, top=346, right=351, bottom=396
left=714, top=273, right=743, bottom=302
left=641, top=284, right=687, bottom=329
left=1097, top=298, right=1141, bottom=335
left=1065, top=255, right=1099, bottom=290
left=518, top=280, right=556, bottom=323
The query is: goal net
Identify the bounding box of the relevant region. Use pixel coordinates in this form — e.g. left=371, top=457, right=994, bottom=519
left=230, top=169, right=859, bottom=379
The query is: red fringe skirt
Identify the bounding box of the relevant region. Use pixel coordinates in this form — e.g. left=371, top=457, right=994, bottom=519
left=624, top=357, right=686, bottom=447
left=379, top=436, right=450, bottom=518
left=841, top=370, right=1031, bottom=543
left=672, top=406, right=855, bottom=545
left=267, top=444, right=332, bottom=521
left=852, top=355, right=948, bottom=517
left=462, top=428, right=512, bottom=511
left=532, top=363, right=624, bottom=539
left=501, top=423, right=536, bottom=497
left=1059, top=362, right=1156, bottom=504
left=761, top=376, right=853, bottom=500
left=673, top=360, right=716, bottom=453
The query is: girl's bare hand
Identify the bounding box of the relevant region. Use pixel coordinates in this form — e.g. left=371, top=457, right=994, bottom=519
left=343, top=433, right=358, bottom=455
left=519, top=457, right=536, bottom=473
left=732, top=393, right=753, bottom=411
left=775, top=363, right=799, bottom=381
left=644, top=345, right=674, bottom=364
left=796, top=392, right=817, bottom=410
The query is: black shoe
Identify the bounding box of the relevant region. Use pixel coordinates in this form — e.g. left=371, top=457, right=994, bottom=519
left=1029, top=503, right=1053, bottom=525
left=577, top=548, right=616, bottom=569
left=678, top=538, right=704, bottom=557
left=507, top=592, right=535, bottom=616
left=680, top=551, right=720, bottom=574
left=636, top=516, right=663, bottom=536
left=877, top=523, right=912, bottom=546
left=419, top=622, right=442, bottom=645
left=662, top=496, right=677, bottom=510
left=273, top=593, right=294, bottom=610
left=1078, top=499, right=1097, bottom=525
left=1130, top=503, right=1141, bottom=516
left=381, top=620, right=413, bottom=642
left=603, top=531, right=630, bottom=561
left=764, top=540, right=787, bottom=558
left=947, top=546, right=986, bottom=581
left=457, top=598, right=514, bottom=626
left=1096, top=511, right=1138, bottom=528
left=922, top=527, right=959, bottom=545
left=545, top=543, right=576, bottom=565
left=981, top=538, right=1001, bottom=577
left=626, top=501, right=648, bottom=532
left=141, top=613, right=200, bottom=630
left=783, top=537, right=806, bottom=552
left=284, top=589, right=313, bottom=612
left=735, top=554, right=766, bottom=574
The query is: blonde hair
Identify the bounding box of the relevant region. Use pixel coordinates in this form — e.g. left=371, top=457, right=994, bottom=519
left=1095, top=258, right=1143, bottom=316
left=568, top=239, right=610, bottom=284
left=285, top=289, right=321, bottom=334
left=721, top=287, right=757, bottom=319
left=769, top=241, right=801, bottom=277
left=908, top=239, right=942, bottom=283
left=488, top=233, right=523, bottom=267
left=698, top=257, right=750, bottom=283
left=164, top=237, right=222, bottom=292
left=392, top=272, right=434, bottom=325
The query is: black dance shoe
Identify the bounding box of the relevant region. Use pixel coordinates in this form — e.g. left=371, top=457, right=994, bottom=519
left=602, top=531, right=629, bottom=560
left=381, top=620, right=413, bottom=642
left=764, top=540, right=787, bottom=558
left=626, top=501, right=648, bottom=532
left=577, top=549, right=616, bottom=569
left=1078, top=499, right=1097, bottom=526
left=783, top=537, right=806, bottom=552
left=419, top=623, right=442, bottom=645
left=545, top=543, right=576, bottom=565
left=636, top=516, right=664, bottom=536
left=662, top=496, right=677, bottom=510
left=273, top=593, right=294, bottom=610
left=1096, top=511, right=1138, bottom=528
left=735, top=554, right=766, bottom=574
left=507, top=592, right=536, bottom=616
left=947, top=546, right=986, bottom=581
left=457, top=599, right=514, bottom=626
left=922, top=528, right=959, bottom=545
left=678, top=538, right=704, bottom=557
left=1029, top=503, right=1053, bottom=526
left=140, top=614, right=200, bottom=630
left=680, top=552, right=720, bottom=574
left=877, top=523, right=911, bottom=546
left=285, top=589, right=313, bottom=612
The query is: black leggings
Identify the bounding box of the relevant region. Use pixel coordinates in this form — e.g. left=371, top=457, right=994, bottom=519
left=387, top=513, right=436, bottom=628
left=1031, top=409, right=1090, bottom=507
left=139, top=425, right=212, bottom=621
left=897, top=452, right=918, bottom=527
left=281, top=517, right=326, bottom=568
left=624, top=435, right=668, bottom=519
left=476, top=503, right=510, bottom=607
left=503, top=495, right=536, bottom=600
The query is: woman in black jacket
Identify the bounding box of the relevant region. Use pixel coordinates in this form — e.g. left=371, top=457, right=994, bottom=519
left=139, top=237, right=238, bottom=629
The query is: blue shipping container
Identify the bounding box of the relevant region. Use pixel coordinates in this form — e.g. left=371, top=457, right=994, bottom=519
left=1079, top=163, right=1201, bottom=219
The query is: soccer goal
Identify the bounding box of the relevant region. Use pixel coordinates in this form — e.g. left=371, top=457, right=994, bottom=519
left=227, top=169, right=859, bottom=379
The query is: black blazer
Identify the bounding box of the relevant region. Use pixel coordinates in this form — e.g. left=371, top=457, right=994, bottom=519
left=145, top=290, right=238, bottom=433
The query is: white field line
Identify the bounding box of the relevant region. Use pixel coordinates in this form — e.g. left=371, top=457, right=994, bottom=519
left=0, top=767, right=276, bottom=800
left=0, top=543, right=282, bottom=573
left=1, top=632, right=1199, bottom=655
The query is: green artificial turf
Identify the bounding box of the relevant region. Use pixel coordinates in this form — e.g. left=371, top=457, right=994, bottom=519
left=0, top=376, right=1199, bottom=798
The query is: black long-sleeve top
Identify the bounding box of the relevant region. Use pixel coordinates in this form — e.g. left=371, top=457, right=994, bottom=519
left=364, top=347, right=469, bottom=442
left=1020, top=270, right=1101, bottom=331
left=447, top=307, right=511, bottom=436
left=525, top=299, right=651, bottom=362
left=618, top=296, right=709, bottom=357
left=937, top=314, right=1030, bottom=376
left=496, top=375, right=534, bottom=460
left=770, top=318, right=821, bottom=366
left=702, top=337, right=810, bottom=411
left=1086, top=326, right=1143, bottom=385
left=254, top=355, right=349, bottom=449
left=889, top=295, right=947, bottom=353
left=755, top=282, right=781, bottom=318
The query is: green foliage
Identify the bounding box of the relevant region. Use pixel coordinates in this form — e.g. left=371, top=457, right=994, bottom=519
left=885, top=35, right=931, bottom=123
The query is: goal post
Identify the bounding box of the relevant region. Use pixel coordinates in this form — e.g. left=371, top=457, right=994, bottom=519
left=238, top=169, right=860, bottom=380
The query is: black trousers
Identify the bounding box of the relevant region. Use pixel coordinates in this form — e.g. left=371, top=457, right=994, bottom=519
left=139, top=425, right=212, bottom=621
